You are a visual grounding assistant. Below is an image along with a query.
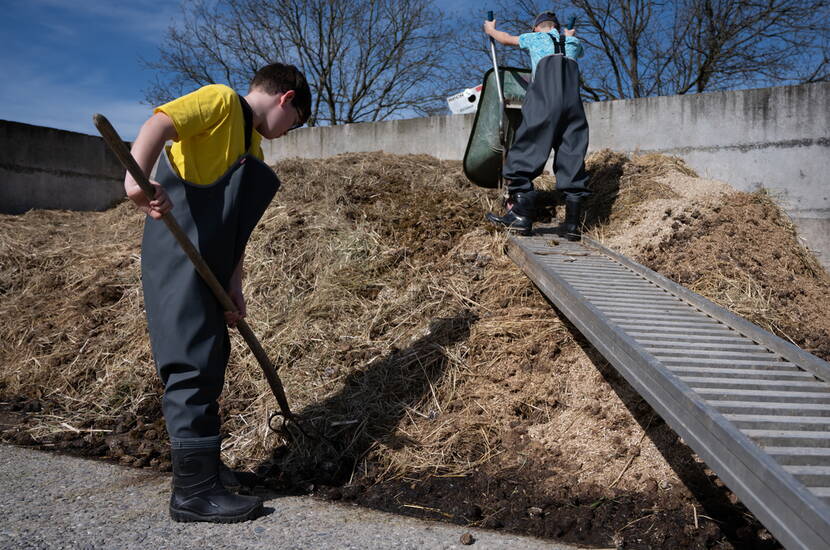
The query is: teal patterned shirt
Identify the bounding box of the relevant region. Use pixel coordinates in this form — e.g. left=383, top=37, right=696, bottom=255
left=518, top=30, right=583, bottom=78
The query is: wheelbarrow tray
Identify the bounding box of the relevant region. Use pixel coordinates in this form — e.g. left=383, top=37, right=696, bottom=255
left=462, top=66, right=532, bottom=188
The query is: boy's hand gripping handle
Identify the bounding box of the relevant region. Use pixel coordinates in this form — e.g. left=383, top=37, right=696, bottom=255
left=92, top=113, right=295, bottom=427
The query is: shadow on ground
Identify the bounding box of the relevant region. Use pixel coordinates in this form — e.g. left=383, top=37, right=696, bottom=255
left=553, top=305, right=780, bottom=550
left=251, top=302, right=777, bottom=549
left=257, top=313, right=477, bottom=489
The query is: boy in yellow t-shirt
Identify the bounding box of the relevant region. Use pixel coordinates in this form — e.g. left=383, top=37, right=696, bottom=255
left=124, top=63, right=310, bottom=524
left=158, top=83, right=267, bottom=185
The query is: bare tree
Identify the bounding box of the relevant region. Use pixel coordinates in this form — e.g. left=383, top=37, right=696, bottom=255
left=447, top=0, right=539, bottom=88
left=143, top=0, right=454, bottom=125
left=668, top=0, right=830, bottom=94
left=449, top=0, right=830, bottom=102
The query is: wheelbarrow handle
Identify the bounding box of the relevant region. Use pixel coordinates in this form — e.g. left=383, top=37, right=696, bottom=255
left=485, top=12, right=506, bottom=188
left=566, top=15, right=577, bottom=29
left=92, top=113, right=295, bottom=423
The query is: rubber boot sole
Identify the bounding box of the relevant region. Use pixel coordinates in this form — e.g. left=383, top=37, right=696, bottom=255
left=169, top=501, right=263, bottom=524
left=219, top=464, right=261, bottom=492
left=553, top=223, right=581, bottom=241
left=485, top=213, right=532, bottom=236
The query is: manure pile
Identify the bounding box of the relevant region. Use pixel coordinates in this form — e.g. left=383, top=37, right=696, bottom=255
left=1, top=151, right=829, bottom=549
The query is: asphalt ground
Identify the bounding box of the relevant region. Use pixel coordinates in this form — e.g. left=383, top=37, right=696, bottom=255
left=0, top=444, right=586, bottom=550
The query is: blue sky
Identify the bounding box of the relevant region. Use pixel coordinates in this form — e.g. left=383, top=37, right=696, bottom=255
left=0, top=0, right=183, bottom=140
left=0, top=0, right=480, bottom=140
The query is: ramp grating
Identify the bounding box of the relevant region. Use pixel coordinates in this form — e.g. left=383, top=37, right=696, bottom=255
left=507, top=230, right=830, bottom=550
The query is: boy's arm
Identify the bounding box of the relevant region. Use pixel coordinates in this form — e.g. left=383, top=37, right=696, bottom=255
left=225, top=253, right=246, bottom=327
left=563, top=28, right=584, bottom=59
left=124, top=111, right=179, bottom=219
left=483, top=20, right=520, bottom=46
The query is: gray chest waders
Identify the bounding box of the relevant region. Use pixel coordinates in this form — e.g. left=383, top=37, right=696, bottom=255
left=502, top=54, right=590, bottom=199
left=141, top=133, right=279, bottom=446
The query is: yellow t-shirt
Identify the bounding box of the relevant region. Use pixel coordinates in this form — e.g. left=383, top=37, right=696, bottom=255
left=155, top=84, right=263, bottom=186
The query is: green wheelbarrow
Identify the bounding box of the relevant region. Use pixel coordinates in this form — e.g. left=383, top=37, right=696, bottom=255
left=462, top=65, right=531, bottom=188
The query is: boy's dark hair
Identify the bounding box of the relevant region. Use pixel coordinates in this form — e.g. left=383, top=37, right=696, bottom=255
left=250, top=63, right=312, bottom=124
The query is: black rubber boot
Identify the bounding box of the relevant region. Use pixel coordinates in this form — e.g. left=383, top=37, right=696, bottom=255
left=555, top=196, right=583, bottom=241
left=219, top=462, right=261, bottom=492
left=170, top=447, right=263, bottom=523
left=485, top=191, right=538, bottom=236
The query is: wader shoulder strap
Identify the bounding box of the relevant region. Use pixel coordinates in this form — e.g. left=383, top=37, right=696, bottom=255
left=238, top=95, right=253, bottom=153
left=547, top=32, right=566, bottom=55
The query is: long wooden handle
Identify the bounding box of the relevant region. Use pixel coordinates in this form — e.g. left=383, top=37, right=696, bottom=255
left=485, top=12, right=506, bottom=190
left=93, top=113, right=294, bottom=420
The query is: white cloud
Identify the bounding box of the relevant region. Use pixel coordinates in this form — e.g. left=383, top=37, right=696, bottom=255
left=0, top=56, right=152, bottom=140
left=28, top=0, right=178, bottom=42
left=0, top=1, right=177, bottom=138
left=9, top=97, right=151, bottom=142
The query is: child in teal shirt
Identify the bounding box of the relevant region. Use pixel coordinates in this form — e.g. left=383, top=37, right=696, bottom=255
left=485, top=11, right=590, bottom=239
left=516, top=20, right=583, bottom=78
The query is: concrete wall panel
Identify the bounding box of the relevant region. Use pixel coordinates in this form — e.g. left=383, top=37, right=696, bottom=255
left=2, top=83, right=827, bottom=266
left=261, top=112, right=475, bottom=161
left=0, top=120, right=125, bottom=214
left=264, top=83, right=830, bottom=267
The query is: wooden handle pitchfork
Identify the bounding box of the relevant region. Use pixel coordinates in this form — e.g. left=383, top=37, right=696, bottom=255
left=93, top=113, right=297, bottom=434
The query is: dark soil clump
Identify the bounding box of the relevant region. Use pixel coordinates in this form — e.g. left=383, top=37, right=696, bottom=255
left=639, top=191, right=830, bottom=360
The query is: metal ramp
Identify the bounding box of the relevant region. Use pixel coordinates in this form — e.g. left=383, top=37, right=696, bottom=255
left=507, top=229, right=830, bottom=550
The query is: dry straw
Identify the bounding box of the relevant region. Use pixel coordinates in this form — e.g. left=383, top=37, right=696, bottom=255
left=1, top=150, right=828, bottom=489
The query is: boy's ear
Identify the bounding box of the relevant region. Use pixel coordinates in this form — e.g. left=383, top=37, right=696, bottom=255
left=278, top=89, right=296, bottom=107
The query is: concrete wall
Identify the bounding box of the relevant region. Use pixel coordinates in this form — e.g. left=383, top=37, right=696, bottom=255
left=2, top=83, right=827, bottom=266
left=0, top=120, right=125, bottom=214
left=262, top=113, right=475, bottom=161
left=586, top=84, right=829, bottom=267
left=264, top=82, right=830, bottom=267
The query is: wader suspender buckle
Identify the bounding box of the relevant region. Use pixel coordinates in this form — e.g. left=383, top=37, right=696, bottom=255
left=547, top=32, right=566, bottom=55
left=238, top=95, right=253, bottom=152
